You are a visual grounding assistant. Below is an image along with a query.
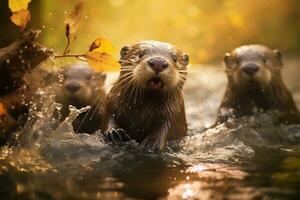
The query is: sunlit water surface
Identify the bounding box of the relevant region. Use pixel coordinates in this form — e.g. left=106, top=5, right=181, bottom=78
left=1, top=63, right=300, bottom=200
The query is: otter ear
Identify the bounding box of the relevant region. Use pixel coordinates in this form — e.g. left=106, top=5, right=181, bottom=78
left=95, top=72, right=106, bottom=82
left=273, top=49, right=282, bottom=64
left=120, top=45, right=131, bottom=59
left=182, top=54, right=189, bottom=66
left=224, top=53, right=235, bottom=67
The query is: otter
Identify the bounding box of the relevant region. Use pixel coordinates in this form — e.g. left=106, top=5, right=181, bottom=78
left=101, top=41, right=189, bottom=151
left=215, top=44, right=300, bottom=125
left=55, top=63, right=106, bottom=134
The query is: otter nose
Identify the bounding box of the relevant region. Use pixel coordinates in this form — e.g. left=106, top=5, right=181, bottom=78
left=148, top=57, right=168, bottom=73
left=65, top=82, right=81, bottom=93
left=242, top=64, right=259, bottom=76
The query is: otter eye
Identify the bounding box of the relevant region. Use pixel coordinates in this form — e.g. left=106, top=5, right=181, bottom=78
left=171, top=54, right=178, bottom=63
left=224, top=53, right=237, bottom=67
left=262, top=57, right=267, bottom=63
left=138, top=50, right=146, bottom=59
left=86, top=74, right=92, bottom=80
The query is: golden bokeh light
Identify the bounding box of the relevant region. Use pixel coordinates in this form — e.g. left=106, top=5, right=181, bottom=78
left=34, top=0, right=300, bottom=64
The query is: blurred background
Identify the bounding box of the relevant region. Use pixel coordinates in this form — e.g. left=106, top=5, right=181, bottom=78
left=1, top=0, right=300, bottom=64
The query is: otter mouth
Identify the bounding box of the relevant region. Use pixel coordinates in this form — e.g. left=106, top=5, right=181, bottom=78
left=246, top=80, right=263, bottom=89
left=147, top=77, right=164, bottom=90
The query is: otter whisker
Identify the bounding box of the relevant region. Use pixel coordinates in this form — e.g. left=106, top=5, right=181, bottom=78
left=131, top=79, right=138, bottom=105
left=179, top=76, right=187, bottom=81
left=117, top=77, right=134, bottom=93
left=76, top=93, right=102, bottom=133
left=113, top=73, right=134, bottom=88
left=138, top=81, right=144, bottom=104
left=118, top=78, right=136, bottom=104
left=90, top=100, right=102, bottom=122
left=128, top=81, right=138, bottom=105
left=119, top=59, right=134, bottom=63
left=121, top=66, right=134, bottom=70
left=133, top=80, right=139, bottom=105
left=120, top=69, right=134, bottom=72
left=119, top=60, right=134, bottom=65
left=137, top=80, right=144, bottom=104
left=178, top=71, right=188, bottom=74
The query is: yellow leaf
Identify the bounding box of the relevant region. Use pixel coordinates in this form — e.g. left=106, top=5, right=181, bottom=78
left=65, top=1, right=84, bottom=35
left=9, top=0, right=31, bottom=12
left=84, top=51, right=120, bottom=72
left=10, top=9, right=31, bottom=31
left=0, top=102, right=7, bottom=116
left=89, top=37, right=117, bottom=54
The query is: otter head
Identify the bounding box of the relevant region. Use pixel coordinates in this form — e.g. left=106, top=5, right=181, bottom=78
left=57, top=63, right=106, bottom=107
left=119, top=40, right=189, bottom=91
left=224, top=45, right=283, bottom=90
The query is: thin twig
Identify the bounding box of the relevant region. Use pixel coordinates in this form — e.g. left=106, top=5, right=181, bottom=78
left=63, top=37, right=71, bottom=55
left=54, top=54, right=86, bottom=61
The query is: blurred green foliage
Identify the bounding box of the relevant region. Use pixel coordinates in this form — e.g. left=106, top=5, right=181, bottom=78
left=1, top=0, right=300, bottom=63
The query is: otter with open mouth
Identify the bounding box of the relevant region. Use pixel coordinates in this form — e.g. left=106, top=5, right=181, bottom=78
left=215, top=44, right=300, bottom=125
left=101, top=41, right=189, bottom=151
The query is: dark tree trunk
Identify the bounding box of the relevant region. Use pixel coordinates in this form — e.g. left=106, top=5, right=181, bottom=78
left=0, top=29, right=53, bottom=144
left=0, top=30, right=53, bottom=95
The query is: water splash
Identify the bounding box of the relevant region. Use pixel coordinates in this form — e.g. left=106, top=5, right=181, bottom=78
left=1, top=68, right=300, bottom=199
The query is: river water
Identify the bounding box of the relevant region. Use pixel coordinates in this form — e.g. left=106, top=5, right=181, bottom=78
left=1, top=60, right=300, bottom=200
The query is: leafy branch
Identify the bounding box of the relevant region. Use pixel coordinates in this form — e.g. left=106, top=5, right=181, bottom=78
left=8, top=0, right=120, bottom=72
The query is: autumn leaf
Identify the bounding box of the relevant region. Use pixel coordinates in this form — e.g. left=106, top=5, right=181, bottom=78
left=10, top=9, right=31, bottom=31
left=84, top=37, right=120, bottom=72
left=8, top=0, right=31, bottom=12
left=89, top=38, right=116, bottom=54
left=65, top=1, right=84, bottom=34
left=9, top=0, right=31, bottom=31
left=85, top=51, right=120, bottom=72
left=0, top=102, right=7, bottom=116
left=63, top=0, right=84, bottom=54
